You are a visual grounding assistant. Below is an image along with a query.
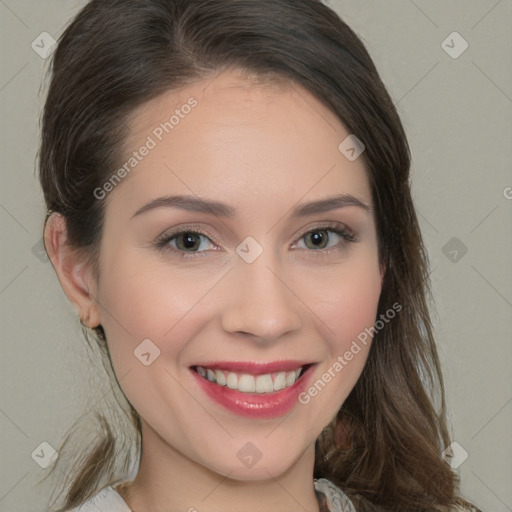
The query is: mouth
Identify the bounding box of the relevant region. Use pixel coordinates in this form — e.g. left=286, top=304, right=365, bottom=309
left=189, top=361, right=317, bottom=419
left=190, top=362, right=313, bottom=394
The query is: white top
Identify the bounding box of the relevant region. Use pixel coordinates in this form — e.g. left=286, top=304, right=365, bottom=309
left=69, top=477, right=356, bottom=512
left=69, top=486, right=131, bottom=512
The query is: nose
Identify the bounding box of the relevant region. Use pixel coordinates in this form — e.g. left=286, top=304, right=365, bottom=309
left=219, top=254, right=303, bottom=343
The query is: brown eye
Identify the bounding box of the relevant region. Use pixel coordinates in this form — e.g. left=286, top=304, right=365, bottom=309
left=303, top=230, right=330, bottom=249
left=156, top=230, right=215, bottom=253
left=175, top=232, right=203, bottom=251
left=295, top=226, right=354, bottom=251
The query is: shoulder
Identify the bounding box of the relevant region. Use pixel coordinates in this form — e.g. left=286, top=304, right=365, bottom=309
left=66, top=486, right=131, bottom=512
left=313, top=479, right=483, bottom=512
left=314, top=478, right=356, bottom=512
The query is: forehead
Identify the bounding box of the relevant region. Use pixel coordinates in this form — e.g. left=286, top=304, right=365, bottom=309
left=108, top=68, right=371, bottom=214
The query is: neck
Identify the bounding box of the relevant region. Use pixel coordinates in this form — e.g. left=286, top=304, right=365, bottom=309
left=117, top=422, right=321, bottom=512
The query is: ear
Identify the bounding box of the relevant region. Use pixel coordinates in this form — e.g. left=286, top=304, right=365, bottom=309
left=44, top=213, right=101, bottom=328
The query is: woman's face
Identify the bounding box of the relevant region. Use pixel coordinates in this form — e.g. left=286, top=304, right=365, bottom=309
left=93, top=68, right=383, bottom=480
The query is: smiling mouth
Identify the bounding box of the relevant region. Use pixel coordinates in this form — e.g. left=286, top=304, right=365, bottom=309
left=191, top=364, right=312, bottom=394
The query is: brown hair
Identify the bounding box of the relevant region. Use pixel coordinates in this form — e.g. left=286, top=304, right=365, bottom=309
left=38, top=1, right=480, bottom=511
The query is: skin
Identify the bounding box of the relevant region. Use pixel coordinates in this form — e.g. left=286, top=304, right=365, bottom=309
left=45, top=67, right=384, bottom=512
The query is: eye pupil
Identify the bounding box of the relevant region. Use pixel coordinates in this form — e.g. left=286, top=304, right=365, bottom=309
left=178, top=232, right=200, bottom=251
left=306, top=230, right=328, bottom=249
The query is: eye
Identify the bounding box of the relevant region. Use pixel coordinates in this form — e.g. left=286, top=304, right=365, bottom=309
left=153, top=222, right=355, bottom=257
left=155, top=230, right=216, bottom=255
left=293, top=224, right=355, bottom=251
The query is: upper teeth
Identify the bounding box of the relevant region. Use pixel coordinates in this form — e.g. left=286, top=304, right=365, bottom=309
left=196, top=366, right=303, bottom=393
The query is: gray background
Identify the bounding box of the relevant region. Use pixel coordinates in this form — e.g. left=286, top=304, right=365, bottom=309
left=1, top=1, right=511, bottom=510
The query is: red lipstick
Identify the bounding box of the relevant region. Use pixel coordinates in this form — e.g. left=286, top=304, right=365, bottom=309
left=190, top=361, right=316, bottom=419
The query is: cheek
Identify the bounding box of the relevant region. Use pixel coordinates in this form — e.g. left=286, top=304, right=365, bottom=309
left=326, top=273, right=381, bottom=342
left=296, top=257, right=381, bottom=420
left=304, top=251, right=381, bottom=385
left=95, top=249, right=219, bottom=370
left=305, top=250, right=382, bottom=343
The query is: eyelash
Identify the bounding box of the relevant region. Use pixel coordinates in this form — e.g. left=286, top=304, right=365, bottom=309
left=153, top=222, right=356, bottom=258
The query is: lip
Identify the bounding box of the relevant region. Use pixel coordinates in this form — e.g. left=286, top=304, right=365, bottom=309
left=190, top=362, right=316, bottom=419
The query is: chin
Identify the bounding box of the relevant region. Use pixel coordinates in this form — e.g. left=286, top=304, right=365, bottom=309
left=201, top=441, right=307, bottom=482
left=222, top=461, right=293, bottom=481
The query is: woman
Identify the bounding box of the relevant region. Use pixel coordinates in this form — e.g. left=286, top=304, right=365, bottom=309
left=38, top=0, right=482, bottom=511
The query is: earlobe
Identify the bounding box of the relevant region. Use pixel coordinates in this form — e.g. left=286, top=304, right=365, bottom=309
left=44, top=213, right=101, bottom=328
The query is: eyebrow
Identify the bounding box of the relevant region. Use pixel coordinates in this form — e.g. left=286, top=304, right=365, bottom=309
left=130, top=193, right=371, bottom=220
